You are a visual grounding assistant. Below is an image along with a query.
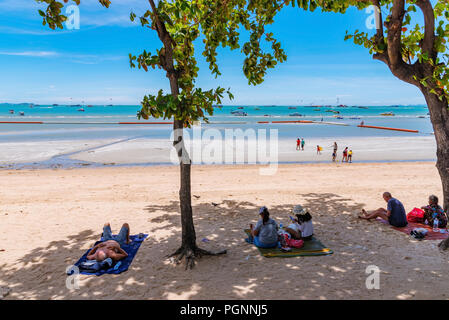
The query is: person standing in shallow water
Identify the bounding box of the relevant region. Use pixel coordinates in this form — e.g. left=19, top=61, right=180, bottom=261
left=296, top=138, right=301, bottom=151
left=301, top=138, right=305, bottom=151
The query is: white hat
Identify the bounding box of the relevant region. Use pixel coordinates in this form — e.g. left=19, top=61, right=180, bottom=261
left=293, top=205, right=306, bottom=215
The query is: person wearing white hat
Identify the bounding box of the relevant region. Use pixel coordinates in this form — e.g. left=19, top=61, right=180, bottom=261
left=285, top=205, right=314, bottom=241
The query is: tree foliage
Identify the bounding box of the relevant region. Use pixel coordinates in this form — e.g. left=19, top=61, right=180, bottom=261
left=289, top=0, right=449, bottom=102
left=37, top=0, right=289, bottom=127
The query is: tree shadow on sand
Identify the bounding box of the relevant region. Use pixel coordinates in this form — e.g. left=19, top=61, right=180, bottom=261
left=1, top=193, right=448, bottom=300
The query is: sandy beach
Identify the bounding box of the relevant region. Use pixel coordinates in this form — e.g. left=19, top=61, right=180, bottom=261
left=1, top=161, right=448, bottom=300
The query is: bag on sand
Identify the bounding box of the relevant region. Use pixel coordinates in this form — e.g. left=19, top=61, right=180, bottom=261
left=407, top=207, right=425, bottom=223
left=280, top=233, right=304, bottom=249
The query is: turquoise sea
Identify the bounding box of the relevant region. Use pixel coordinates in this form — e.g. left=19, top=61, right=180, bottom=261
left=0, top=103, right=434, bottom=143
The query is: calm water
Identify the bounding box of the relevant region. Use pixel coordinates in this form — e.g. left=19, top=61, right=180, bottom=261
left=0, top=104, right=434, bottom=143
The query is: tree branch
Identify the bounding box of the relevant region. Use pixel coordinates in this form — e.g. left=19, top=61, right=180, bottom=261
left=415, top=0, right=436, bottom=60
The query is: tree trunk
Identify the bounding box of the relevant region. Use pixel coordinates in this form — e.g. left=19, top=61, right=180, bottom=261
left=421, top=89, right=449, bottom=250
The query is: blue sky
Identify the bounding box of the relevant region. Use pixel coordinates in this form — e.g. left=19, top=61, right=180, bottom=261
left=0, top=0, right=426, bottom=106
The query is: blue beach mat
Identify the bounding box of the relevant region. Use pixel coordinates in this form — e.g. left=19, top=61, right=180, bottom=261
left=69, top=234, right=148, bottom=276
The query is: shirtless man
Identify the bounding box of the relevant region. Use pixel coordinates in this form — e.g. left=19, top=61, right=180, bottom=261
left=87, top=223, right=131, bottom=262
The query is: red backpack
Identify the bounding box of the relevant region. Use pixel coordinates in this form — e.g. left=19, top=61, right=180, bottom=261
left=407, top=208, right=425, bottom=223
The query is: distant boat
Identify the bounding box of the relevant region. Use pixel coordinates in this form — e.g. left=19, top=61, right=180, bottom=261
left=337, top=104, right=348, bottom=108
left=380, top=112, right=395, bottom=116
left=52, top=104, right=59, bottom=106
left=289, top=112, right=302, bottom=116
left=107, top=104, right=113, bottom=106
left=233, top=111, right=247, bottom=116
left=358, top=106, right=369, bottom=109
left=254, top=107, right=260, bottom=110
left=417, top=116, right=426, bottom=118
left=349, top=117, right=361, bottom=119
left=288, top=107, right=297, bottom=109
left=335, top=116, right=344, bottom=119
left=87, top=105, right=94, bottom=107
left=19, top=111, right=25, bottom=116
left=77, top=108, right=85, bottom=112
left=332, top=110, right=340, bottom=114
left=9, top=109, right=14, bottom=114
left=237, top=107, right=244, bottom=109
left=313, top=109, right=321, bottom=111
left=264, top=114, right=271, bottom=117
left=325, top=110, right=334, bottom=113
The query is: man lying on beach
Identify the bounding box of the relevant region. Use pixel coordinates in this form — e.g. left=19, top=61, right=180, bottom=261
left=359, top=192, right=408, bottom=228
left=86, top=223, right=130, bottom=262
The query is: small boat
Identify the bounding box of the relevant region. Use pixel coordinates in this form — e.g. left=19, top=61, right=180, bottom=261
left=380, top=112, right=395, bottom=116
left=313, top=109, right=321, bottom=111
left=233, top=111, right=247, bottom=116
left=338, top=104, right=348, bottom=108
left=349, top=117, right=361, bottom=119
left=87, top=105, right=94, bottom=108
left=332, top=110, right=340, bottom=114
left=264, top=114, right=270, bottom=117
left=334, top=116, right=344, bottom=119
left=9, top=109, right=14, bottom=114
left=417, top=116, right=426, bottom=118
left=358, top=106, right=369, bottom=109
left=325, top=109, right=334, bottom=113
left=237, top=107, right=244, bottom=109
left=254, top=107, right=260, bottom=110
left=19, top=111, right=25, bottom=116
left=52, top=104, right=59, bottom=106
left=77, top=108, right=85, bottom=112
left=288, top=107, right=297, bottom=109
left=289, top=112, right=302, bottom=117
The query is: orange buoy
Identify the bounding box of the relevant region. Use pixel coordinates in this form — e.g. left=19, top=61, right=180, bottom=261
left=358, top=125, right=418, bottom=133
left=0, top=121, right=43, bottom=124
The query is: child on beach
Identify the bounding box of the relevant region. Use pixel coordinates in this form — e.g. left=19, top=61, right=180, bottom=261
left=284, top=205, right=314, bottom=241
left=301, top=138, right=305, bottom=151
left=348, top=150, right=353, bottom=163
left=342, top=147, right=348, bottom=162
left=317, top=145, right=322, bottom=155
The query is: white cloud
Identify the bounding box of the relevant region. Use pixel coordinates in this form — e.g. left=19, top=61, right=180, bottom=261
left=0, top=51, right=59, bottom=57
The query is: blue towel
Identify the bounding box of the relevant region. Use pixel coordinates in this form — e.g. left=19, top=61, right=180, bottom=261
left=69, top=234, right=148, bottom=276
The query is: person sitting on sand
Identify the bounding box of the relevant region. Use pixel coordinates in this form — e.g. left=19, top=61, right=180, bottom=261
left=359, top=192, right=408, bottom=227
left=285, top=205, right=314, bottom=241
left=249, top=206, right=279, bottom=248
left=421, top=195, right=448, bottom=228
left=87, top=223, right=130, bottom=262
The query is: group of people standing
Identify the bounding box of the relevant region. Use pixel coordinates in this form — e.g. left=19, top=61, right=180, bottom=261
left=333, top=142, right=352, bottom=163
left=296, top=138, right=305, bottom=151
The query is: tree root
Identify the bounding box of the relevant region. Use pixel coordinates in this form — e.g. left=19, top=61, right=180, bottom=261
left=167, top=246, right=227, bottom=270
left=438, top=238, right=449, bottom=251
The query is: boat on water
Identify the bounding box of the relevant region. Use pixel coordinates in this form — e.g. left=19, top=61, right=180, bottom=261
left=264, top=114, right=271, bottom=117
left=289, top=112, right=302, bottom=117
left=332, top=110, right=340, bottom=114
left=233, top=111, right=247, bottom=116
left=87, top=105, right=94, bottom=107
left=417, top=116, right=426, bottom=118
left=52, top=104, right=59, bottom=106
left=254, top=107, right=260, bottom=110
left=313, top=109, right=321, bottom=111
left=358, top=106, right=369, bottom=109
left=288, top=107, right=297, bottom=109
left=19, top=111, right=25, bottom=116
left=334, top=116, right=344, bottom=119
left=325, top=109, right=334, bottom=113
left=349, top=117, right=361, bottom=119
left=380, top=112, right=395, bottom=116
left=77, top=108, right=85, bottom=112
left=237, top=107, right=244, bottom=109
left=9, top=109, right=14, bottom=114
left=337, top=104, right=348, bottom=108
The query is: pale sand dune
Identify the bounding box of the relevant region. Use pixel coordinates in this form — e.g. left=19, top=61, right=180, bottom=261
left=1, top=162, right=448, bottom=300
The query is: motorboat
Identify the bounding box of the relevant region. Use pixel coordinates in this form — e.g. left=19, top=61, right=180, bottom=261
left=380, top=112, right=395, bottom=116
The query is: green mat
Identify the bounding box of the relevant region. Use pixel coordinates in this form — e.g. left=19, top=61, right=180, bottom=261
left=244, top=229, right=334, bottom=258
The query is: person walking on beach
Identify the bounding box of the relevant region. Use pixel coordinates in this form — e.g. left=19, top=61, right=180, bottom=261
left=333, top=142, right=338, bottom=153
left=348, top=150, right=353, bottom=163
left=342, top=147, right=348, bottom=162
left=296, top=138, right=301, bottom=151
left=358, top=192, right=408, bottom=228
left=316, top=145, right=322, bottom=155
left=301, top=138, right=305, bottom=151
left=332, top=150, right=336, bottom=162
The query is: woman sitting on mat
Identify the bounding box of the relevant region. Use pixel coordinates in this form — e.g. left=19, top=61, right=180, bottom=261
left=249, top=206, right=279, bottom=248
left=421, top=195, right=448, bottom=228
left=285, top=205, right=314, bottom=241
